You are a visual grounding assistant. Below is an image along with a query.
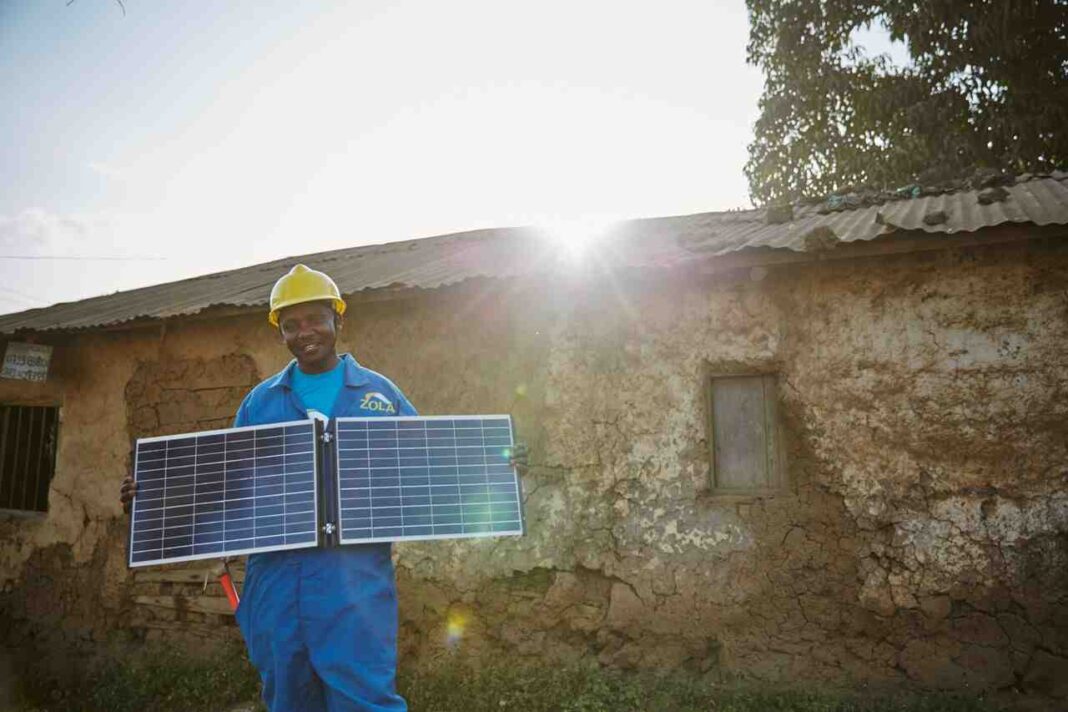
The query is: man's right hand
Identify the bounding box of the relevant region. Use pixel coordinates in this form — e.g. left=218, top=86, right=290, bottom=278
left=120, top=476, right=138, bottom=514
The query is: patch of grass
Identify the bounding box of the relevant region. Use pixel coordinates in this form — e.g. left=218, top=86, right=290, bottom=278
left=399, top=658, right=1007, bottom=712
left=16, top=642, right=263, bottom=712
left=17, top=648, right=1009, bottom=712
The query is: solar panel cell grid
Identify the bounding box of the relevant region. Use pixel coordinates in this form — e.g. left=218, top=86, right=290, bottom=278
left=335, top=416, right=523, bottom=544
left=128, top=421, right=320, bottom=567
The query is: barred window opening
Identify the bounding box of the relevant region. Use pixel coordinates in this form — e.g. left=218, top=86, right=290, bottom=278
left=0, top=405, right=59, bottom=513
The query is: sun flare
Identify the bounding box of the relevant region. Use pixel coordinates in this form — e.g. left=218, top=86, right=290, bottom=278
left=536, top=217, right=619, bottom=264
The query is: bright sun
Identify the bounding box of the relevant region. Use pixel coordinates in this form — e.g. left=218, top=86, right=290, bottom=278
left=536, top=217, right=619, bottom=264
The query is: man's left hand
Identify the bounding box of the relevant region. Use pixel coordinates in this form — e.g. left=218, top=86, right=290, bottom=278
left=509, top=443, right=529, bottom=474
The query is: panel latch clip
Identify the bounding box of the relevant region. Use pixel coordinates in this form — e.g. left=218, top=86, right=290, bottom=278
left=322, top=522, right=336, bottom=535
left=321, top=432, right=333, bottom=444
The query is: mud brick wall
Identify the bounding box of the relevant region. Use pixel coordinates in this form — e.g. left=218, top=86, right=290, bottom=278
left=385, top=239, right=1068, bottom=697
left=125, top=354, right=259, bottom=438
left=122, top=354, right=260, bottom=646
left=0, top=235, right=1066, bottom=698
left=1, top=348, right=260, bottom=686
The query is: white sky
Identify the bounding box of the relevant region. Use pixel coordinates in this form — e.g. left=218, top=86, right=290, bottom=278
left=0, top=1, right=905, bottom=316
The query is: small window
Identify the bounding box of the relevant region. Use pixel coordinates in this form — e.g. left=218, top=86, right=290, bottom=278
left=0, top=405, right=60, bottom=513
left=708, top=374, right=786, bottom=495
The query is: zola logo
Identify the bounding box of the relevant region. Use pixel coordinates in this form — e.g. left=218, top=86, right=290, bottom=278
left=360, top=392, right=396, bottom=414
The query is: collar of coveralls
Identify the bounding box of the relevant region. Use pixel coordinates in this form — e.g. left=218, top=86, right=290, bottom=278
left=266, top=352, right=371, bottom=392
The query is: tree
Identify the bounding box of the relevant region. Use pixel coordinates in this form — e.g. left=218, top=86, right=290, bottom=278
left=745, top=0, right=1068, bottom=205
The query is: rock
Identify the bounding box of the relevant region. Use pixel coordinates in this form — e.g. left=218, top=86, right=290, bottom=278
left=919, top=595, right=952, bottom=621
left=898, top=638, right=968, bottom=690
left=765, top=204, right=794, bottom=225
left=0, top=648, right=13, bottom=712
left=955, top=644, right=1015, bottom=689
left=997, top=612, right=1041, bottom=651
left=977, top=186, right=1010, bottom=204
left=543, top=571, right=582, bottom=610
left=606, top=582, right=646, bottom=631
left=569, top=604, right=605, bottom=633
left=801, top=226, right=841, bottom=252
left=1022, top=650, right=1068, bottom=698
left=953, top=612, right=1009, bottom=648
left=601, top=641, right=644, bottom=669
left=922, top=210, right=948, bottom=226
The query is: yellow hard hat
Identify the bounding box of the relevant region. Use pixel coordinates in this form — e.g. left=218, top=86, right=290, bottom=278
left=268, top=264, right=347, bottom=326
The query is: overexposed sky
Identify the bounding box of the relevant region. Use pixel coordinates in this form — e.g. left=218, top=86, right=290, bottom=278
left=0, top=1, right=903, bottom=315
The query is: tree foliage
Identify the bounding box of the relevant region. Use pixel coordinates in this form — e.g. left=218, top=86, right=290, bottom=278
left=745, top=0, right=1068, bottom=204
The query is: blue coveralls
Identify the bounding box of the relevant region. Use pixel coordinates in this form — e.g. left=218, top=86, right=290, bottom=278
left=233, top=353, right=414, bottom=712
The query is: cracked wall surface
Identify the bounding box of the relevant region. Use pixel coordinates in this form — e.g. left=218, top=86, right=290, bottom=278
left=1, top=236, right=1066, bottom=697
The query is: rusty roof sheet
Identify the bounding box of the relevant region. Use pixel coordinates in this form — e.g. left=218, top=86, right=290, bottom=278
left=1, top=172, right=1065, bottom=335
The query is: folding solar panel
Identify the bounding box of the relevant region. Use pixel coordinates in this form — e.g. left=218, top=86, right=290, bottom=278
left=128, top=420, right=320, bottom=567
left=128, top=415, right=524, bottom=568
left=335, top=415, right=524, bottom=544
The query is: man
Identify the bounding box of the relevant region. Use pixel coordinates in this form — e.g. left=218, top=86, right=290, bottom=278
left=121, top=264, right=418, bottom=710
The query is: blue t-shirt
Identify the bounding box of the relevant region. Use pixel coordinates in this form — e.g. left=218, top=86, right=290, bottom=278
left=290, top=358, right=346, bottom=418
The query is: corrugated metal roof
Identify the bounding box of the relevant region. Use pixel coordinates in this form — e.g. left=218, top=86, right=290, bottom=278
left=1, top=172, right=1065, bottom=335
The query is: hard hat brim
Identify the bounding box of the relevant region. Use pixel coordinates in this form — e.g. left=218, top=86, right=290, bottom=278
left=268, top=297, right=347, bottom=327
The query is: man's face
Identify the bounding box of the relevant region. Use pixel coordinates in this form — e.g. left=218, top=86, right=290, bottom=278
left=278, top=300, right=341, bottom=373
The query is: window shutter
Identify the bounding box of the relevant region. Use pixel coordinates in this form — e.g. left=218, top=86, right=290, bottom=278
left=709, top=374, right=784, bottom=494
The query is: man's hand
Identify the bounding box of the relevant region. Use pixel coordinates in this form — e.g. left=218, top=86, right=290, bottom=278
left=120, top=475, right=138, bottom=514
left=509, top=443, right=529, bottom=475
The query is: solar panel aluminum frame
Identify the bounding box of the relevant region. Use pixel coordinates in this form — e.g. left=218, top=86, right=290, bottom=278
left=333, top=415, right=525, bottom=545
left=127, top=418, right=324, bottom=568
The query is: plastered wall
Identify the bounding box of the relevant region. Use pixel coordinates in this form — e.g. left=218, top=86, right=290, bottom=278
left=1, top=237, right=1066, bottom=696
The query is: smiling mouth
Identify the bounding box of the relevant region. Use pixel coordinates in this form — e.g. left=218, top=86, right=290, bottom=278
left=300, top=343, right=320, bottom=354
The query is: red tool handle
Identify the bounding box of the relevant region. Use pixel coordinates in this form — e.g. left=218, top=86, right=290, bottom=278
left=220, top=570, right=240, bottom=611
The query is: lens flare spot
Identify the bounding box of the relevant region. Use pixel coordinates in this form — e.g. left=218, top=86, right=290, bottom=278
left=502, top=447, right=512, bottom=460
left=515, top=383, right=528, bottom=397
left=445, top=613, right=466, bottom=647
